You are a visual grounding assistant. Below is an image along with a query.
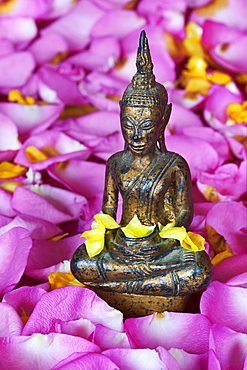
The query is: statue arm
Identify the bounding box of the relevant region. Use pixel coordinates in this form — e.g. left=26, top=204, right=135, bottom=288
left=102, top=159, right=119, bottom=220
left=173, top=159, right=194, bottom=229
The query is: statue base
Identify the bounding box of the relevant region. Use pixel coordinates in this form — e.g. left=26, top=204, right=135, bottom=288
left=93, top=288, right=189, bottom=318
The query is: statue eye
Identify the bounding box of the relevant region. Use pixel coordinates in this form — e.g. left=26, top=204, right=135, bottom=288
left=122, top=120, right=134, bottom=130
left=140, top=121, right=154, bottom=130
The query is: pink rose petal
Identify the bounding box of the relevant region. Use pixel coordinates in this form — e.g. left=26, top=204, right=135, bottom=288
left=125, top=312, right=211, bottom=354
left=102, top=348, right=170, bottom=370
left=190, top=0, right=247, bottom=31
left=0, top=52, right=35, bottom=88
left=92, top=9, right=145, bottom=40
left=0, top=113, right=20, bottom=152
left=22, top=286, right=123, bottom=335
left=206, top=202, right=247, bottom=255
left=3, top=285, right=46, bottom=317
left=47, top=160, right=106, bottom=198
left=0, top=227, right=32, bottom=298
left=41, top=0, right=104, bottom=51
left=200, top=281, right=247, bottom=333
left=93, top=324, right=130, bottom=350
left=15, top=130, right=90, bottom=170
left=0, top=0, right=48, bottom=18
left=52, top=352, right=120, bottom=370
left=0, top=17, right=37, bottom=44
left=55, top=318, right=95, bottom=340
left=213, top=255, right=247, bottom=283
left=0, top=188, right=17, bottom=217
left=29, top=33, right=68, bottom=65
left=12, top=185, right=87, bottom=225
left=226, top=272, right=247, bottom=288
left=211, top=35, right=247, bottom=73
left=0, top=102, right=64, bottom=139
left=0, top=302, right=23, bottom=336
left=25, top=234, right=82, bottom=277
left=37, top=66, right=86, bottom=105
left=167, top=347, right=208, bottom=370
left=68, top=35, right=120, bottom=73
left=166, top=134, right=219, bottom=180
left=0, top=214, right=62, bottom=240
left=0, top=333, right=100, bottom=370
left=210, top=324, right=247, bottom=370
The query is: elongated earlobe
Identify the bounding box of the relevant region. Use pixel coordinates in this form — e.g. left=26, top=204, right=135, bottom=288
left=157, top=103, right=172, bottom=152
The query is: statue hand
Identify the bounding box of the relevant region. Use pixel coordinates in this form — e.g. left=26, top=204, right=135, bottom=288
left=105, top=229, right=117, bottom=250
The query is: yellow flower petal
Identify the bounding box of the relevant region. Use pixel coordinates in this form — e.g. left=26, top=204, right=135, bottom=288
left=94, top=212, right=120, bottom=229
left=207, top=71, right=232, bottom=85
left=159, top=226, right=187, bottom=240
left=0, top=0, right=17, bottom=14
left=159, top=220, right=176, bottom=232
left=226, top=101, right=247, bottom=124
left=185, top=78, right=211, bottom=95
left=8, top=89, right=35, bottom=105
left=85, top=239, right=104, bottom=258
left=48, top=271, right=84, bottom=290
left=25, top=146, right=48, bottom=163
left=180, top=231, right=205, bottom=251
left=121, top=215, right=155, bottom=238
left=211, top=250, right=234, bottom=266
left=0, top=162, right=27, bottom=179
left=183, top=22, right=204, bottom=58
left=82, top=221, right=106, bottom=242
left=0, top=181, right=23, bottom=193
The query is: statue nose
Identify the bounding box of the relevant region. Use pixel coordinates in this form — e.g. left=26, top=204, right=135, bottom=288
left=133, top=135, right=138, bottom=141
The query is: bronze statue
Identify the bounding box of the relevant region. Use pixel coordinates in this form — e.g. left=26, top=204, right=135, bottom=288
left=71, top=31, right=211, bottom=317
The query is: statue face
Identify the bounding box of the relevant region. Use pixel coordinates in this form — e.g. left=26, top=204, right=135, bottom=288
left=121, top=105, right=162, bottom=155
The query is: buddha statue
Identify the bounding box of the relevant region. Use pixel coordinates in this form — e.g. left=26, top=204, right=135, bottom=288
left=71, top=30, right=211, bottom=317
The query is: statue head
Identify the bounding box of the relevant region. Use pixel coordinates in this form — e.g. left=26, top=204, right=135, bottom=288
left=120, top=30, right=171, bottom=153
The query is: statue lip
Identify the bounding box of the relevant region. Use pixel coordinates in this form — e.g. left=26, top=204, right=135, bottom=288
left=129, top=143, right=145, bottom=151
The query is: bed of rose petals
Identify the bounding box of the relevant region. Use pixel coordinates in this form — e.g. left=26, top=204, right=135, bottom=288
left=0, top=0, right=246, bottom=369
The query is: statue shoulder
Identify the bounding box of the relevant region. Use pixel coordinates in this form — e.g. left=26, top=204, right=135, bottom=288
left=165, top=151, right=190, bottom=172
left=106, top=151, right=124, bottom=168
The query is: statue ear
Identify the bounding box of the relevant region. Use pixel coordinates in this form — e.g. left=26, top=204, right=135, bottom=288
left=163, top=103, right=172, bottom=124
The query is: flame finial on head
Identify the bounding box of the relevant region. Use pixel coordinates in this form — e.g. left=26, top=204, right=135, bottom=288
left=120, top=30, right=168, bottom=113
left=132, top=30, right=155, bottom=89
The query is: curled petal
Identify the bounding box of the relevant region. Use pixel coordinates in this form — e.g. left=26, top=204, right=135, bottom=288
left=85, top=239, right=105, bottom=258
left=82, top=221, right=106, bottom=242
left=94, top=213, right=120, bottom=229
left=93, top=324, right=130, bottom=350
left=181, top=232, right=205, bottom=251
left=121, top=215, right=155, bottom=238
left=0, top=302, right=23, bottom=336
left=55, top=318, right=95, bottom=340
left=3, top=285, right=46, bottom=318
